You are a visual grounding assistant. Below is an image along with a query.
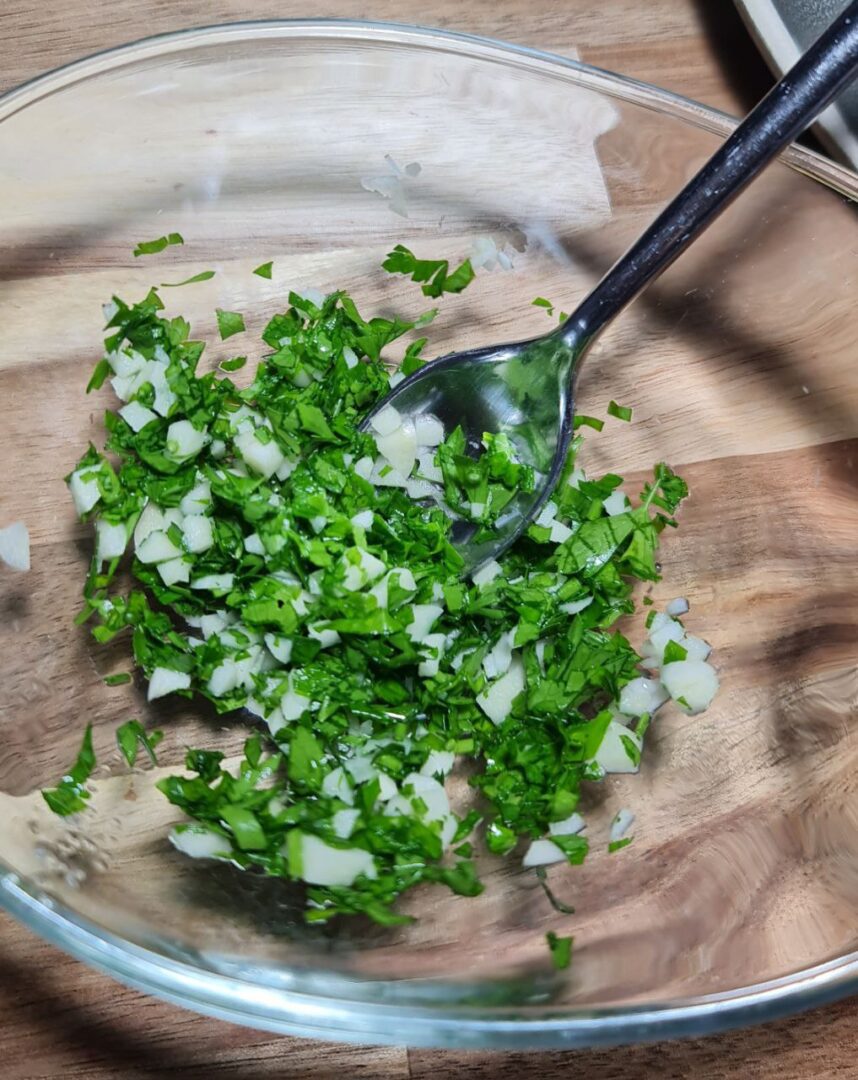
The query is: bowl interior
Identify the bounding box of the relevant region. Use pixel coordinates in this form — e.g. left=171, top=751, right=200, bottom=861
left=0, top=22, right=857, bottom=1045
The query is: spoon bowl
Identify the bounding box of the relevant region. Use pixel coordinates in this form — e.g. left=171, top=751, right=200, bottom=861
left=363, top=1, right=858, bottom=571
left=363, top=333, right=576, bottom=570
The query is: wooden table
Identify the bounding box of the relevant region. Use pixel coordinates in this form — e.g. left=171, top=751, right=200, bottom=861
left=0, top=1, right=854, bottom=1077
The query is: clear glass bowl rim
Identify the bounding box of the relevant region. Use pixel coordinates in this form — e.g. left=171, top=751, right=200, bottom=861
left=2, top=17, right=857, bottom=1050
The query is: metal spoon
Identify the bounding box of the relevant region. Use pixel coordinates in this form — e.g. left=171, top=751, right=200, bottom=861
left=361, top=0, right=858, bottom=572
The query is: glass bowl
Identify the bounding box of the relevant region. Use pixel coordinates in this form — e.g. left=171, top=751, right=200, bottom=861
left=1, top=20, right=857, bottom=1050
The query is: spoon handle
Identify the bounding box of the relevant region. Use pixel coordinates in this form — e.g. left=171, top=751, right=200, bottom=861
left=559, top=0, right=858, bottom=351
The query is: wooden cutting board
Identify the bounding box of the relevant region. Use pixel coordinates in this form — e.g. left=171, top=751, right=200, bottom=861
left=1, top=1, right=856, bottom=1077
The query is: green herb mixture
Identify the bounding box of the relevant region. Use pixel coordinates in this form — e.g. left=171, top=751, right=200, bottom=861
left=55, top=241, right=718, bottom=928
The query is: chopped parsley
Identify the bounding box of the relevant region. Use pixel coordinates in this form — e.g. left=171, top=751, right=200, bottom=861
left=573, top=415, right=605, bottom=433
left=546, top=931, right=574, bottom=970
left=219, top=356, right=248, bottom=373
left=382, top=245, right=475, bottom=298
left=535, top=867, right=576, bottom=915
left=161, top=270, right=216, bottom=288
left=133, top=233, right=184, bottom=257
left=607, top=400, right=633, bottom=422
left=58, top=244, right=706, bottom=939
left=116, top=720, right=163, bottom=768
left=253, top=261, right=274, bottom=279
left=42, top=725, right=96, bottom=816
left=531, top=296, right=568, bottom=323
left=215, top=309, right=246, bottom=340
left=662, top=639, right=688, bottom=664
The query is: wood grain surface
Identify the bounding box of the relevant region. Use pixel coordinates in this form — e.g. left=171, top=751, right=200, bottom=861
left=1, top=1, right=856, bottom=1077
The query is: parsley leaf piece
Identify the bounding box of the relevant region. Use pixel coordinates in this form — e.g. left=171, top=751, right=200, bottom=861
left=220, top=805, right=268, bottom=850
left=546, top=931, right=574, bottom=970
left=662, top=639, right=688, bottom=664
left=486, top=820, right=517, bottom=855
left=532, top=296, right=555, bottom=315
left=288, top=727, right=325, bottom=790
left=635, top=713, right=653, bottom=740
left=86, top=359, right=112, bottom=394
left=535, top=867, right=575, bottom=915
left=116, top=719, right=163, bottom=767
left=161, top=270, right=216, bottom=287
left=253, top=261, right=274, bottom=279
left=133, top=232, right=184, bottom=257
left=42, top=725, right=96, bottom=816
left=550, top=833, right=590, bottom=866
left=400, top=337, right=428, bottom=376
left=219, top=355, right=248, bottom=373
left=382, top=245, right=475, bottom=298
left=424, top=860, right=484, bottom=897
left=185, top=748, right=225, bottom=782
left=216, top=309, right=246, bottom=340
left=556, top=514, right=635, bottom=578
left=607, top=400, right=633, bottom=422
left=573, top=414, right=605, bottom=432
left=640, top=462, right=689, bottom=516
left=104, top=672, right=132, bottom=686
